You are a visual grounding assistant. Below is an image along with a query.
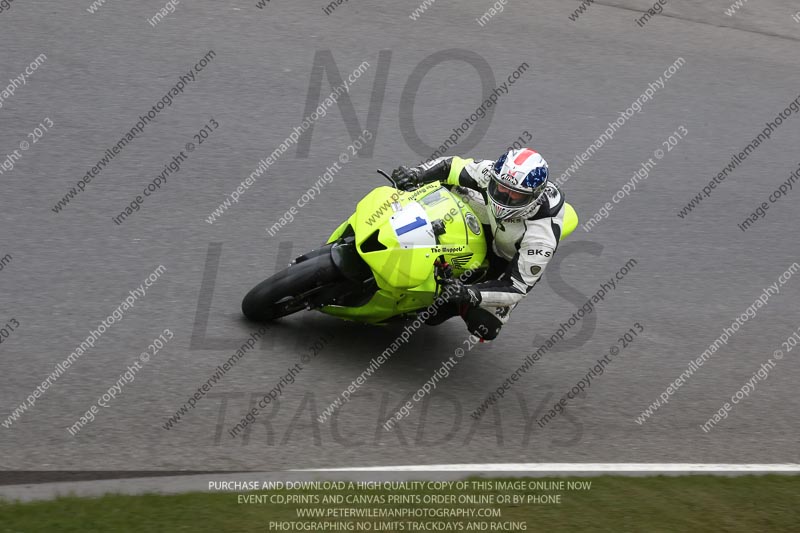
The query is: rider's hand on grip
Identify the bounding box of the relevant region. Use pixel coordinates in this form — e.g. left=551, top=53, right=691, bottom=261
left=434, top=260, right=454, bottom=280
left=437, top=280, right=482, bottom=308
left=392, top=166, right=420, bottom=191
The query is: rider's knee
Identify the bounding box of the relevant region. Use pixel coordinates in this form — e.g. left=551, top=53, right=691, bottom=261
left=424, top=302, right=459, bottom=326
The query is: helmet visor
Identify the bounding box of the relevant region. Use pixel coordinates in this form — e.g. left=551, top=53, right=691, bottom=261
left=488, top=177, right=536, bottom=208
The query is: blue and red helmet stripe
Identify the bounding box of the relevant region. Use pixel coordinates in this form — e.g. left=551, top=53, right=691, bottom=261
left=522, top=166, right=548, bottom=189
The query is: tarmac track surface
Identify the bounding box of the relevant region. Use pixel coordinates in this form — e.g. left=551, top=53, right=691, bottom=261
left=0, top=0, right=798, bottom=482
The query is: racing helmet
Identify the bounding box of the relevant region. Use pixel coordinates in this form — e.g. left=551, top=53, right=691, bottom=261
left=487, top=148, right=549, bottom=221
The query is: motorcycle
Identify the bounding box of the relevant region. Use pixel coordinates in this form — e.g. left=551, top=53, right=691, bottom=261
left=242, top=171, right=579, bottom=324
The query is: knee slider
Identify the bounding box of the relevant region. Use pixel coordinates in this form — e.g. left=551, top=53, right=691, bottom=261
left=474, top=324, right=500, bottom=341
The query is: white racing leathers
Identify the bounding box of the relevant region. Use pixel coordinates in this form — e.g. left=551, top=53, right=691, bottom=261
left=423, top=156, right=566, bottom=324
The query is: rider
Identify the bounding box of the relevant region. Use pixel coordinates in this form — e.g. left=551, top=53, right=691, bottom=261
left=391, top=148, right=565, bottom=341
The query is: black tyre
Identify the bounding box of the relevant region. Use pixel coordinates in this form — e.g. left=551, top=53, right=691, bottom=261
left=242, top=250, right=342, bottom=321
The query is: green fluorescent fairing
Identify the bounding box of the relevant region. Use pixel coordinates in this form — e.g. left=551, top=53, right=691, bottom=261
left=322, top=184, right=487, bottom=323
left=321, top=183, right=579, bottom=324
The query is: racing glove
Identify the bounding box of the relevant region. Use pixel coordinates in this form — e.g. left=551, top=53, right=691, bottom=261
left=439, top=280, right=482, bottom=308
left=391, top=158, right=453, bottom=191
left=392, top=166, right=421, bottom=191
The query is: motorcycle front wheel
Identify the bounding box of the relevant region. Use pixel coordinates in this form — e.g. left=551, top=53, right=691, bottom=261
left=241, top=248, right=342, bottom=321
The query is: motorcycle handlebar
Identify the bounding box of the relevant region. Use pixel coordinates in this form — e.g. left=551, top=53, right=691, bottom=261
left=376, top=169, right=398, bottom=188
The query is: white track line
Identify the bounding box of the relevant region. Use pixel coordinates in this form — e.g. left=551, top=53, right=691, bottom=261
left=3, top=465, right=798, bottom=502
left=294, top=463, right=800, bottom=472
